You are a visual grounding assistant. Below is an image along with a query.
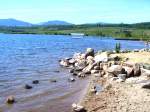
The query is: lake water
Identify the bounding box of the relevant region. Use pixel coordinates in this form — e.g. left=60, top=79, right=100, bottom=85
left=0, top=34, right=146, bottom=112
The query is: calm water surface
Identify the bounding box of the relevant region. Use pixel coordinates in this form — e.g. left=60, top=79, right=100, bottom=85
left=0, top=34, right=145, bottom=112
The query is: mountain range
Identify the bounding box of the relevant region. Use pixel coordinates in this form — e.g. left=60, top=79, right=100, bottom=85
left=0, top=19, right=73, bottom=26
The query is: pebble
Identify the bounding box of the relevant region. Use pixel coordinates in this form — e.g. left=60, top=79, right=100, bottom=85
left=24, top=84, right=33, bottom=89
left=6, top=96, right=15, bottom=104
left=32, top=80, right=39, bottom=84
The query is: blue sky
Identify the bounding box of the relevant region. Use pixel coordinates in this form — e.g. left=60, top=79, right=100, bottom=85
left=0, top=0, right=150, bottom=24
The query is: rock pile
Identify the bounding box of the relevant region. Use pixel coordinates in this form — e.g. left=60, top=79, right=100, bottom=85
left=59, top=48, right=149, bottom=82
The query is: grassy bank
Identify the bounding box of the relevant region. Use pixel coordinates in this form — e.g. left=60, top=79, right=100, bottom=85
left=0, top=23, right=150, bottom=40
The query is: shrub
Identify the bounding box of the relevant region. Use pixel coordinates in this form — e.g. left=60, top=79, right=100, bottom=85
left=115, top=43, right=121, bottom=53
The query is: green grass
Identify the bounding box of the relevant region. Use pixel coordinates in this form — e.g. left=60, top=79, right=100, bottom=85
left=0, top=25, right=150, bottom=41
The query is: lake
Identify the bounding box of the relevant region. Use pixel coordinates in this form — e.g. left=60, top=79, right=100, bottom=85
left=0, top=34, right=146, bottom=112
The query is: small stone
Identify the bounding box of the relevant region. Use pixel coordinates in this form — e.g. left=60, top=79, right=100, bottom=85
left=72, top=103, right=85, bottom=112
left=60, top=59, right=69, bottom=67
left=32, top=80, right=39, bottom=84
left=72, top=72, right=78, bottom=76
left=53, top=70, right=60, bottom=73
left=24, top=84, right=33, bottom=89
left=50, top=79, right=57, bottom=82
left=90, top=88, right=97, bottom=94
left=68, top=77, right=75, bottom=82
left=69, top=69, right=74, bottom=73
left=78, top=72, right=86, bottom=77
left=142, top=82, right=150, bottom=89
left=6, top=96, right=15, bottom=104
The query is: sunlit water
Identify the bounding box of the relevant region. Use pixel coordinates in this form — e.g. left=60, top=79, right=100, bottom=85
left=0, top=34, right=146, bottom=112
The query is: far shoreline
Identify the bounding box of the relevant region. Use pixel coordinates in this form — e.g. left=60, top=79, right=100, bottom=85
left=0, top=33, right=147, bottom=42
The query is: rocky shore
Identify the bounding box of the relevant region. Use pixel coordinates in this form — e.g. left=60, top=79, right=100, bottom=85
left=59, top=48, right=150, bottom=112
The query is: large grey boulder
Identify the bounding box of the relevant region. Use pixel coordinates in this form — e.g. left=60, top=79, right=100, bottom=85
left=94, top=52, right=108, bottom=62
left=124, top=66, right=134, bottom=78
left=107, top=65, right=126, bottom=76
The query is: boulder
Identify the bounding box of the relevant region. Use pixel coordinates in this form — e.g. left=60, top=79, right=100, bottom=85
left=107, top=65, right=126, bottom=76
left=6, top=96, right=15, bottom=104
left=72, top=103, right=86, bottom=112
left=85, top=48, right=94, bottom=58
left=94, top=52, right=108, bottom=62
left=133, top=63, right=141, bottom=76
left=124, top=66, right=134, bottom=78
